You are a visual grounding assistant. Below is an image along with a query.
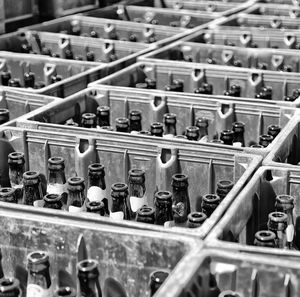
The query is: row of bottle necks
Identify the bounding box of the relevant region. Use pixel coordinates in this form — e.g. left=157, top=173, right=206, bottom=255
left=0, top=248, right=169, bottom=297
left=4, top=152, right=236, bottom=228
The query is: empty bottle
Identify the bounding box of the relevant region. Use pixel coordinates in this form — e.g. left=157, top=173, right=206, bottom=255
left=97, top=106, right=110, bottom=127
left=136, top=205, right=155, bottom=224
left=24, top=72, right=35, bottom=88
left=22, top=171, right=43, bottom=206
left=187, top=212, right=207, bottom=228
left=8, top=79, right=21, bottom=88
left=26, top=251, right=52, bottom=297
left=116, top=118, right=129, bottom=133
left=128, top=169, right=147, bottom=219
left=165, top=79, right=184, bottom=92
left=185, top=126, right=199, bottom=141
left=150, top=122, right=164, bottom=137
left=201, top=194, right=221, bottom=218
left=110, top=183, right=130, bottom=221
left=43, top=193, right=63, bottom=210
left=0, top=187, right=17, bottom=203
left=86, top=201, right=106, bottom=216
left=267, top=211, right=288, bottom=248
left=254, top=230, right=276, bottom=247
left=0, top=278, right=22, bottom=297
left=232, top=122, right=245, bottom=147
left=194, top=83, right=213, bottom=95
left=267, top=124, right=281, bottom=139
left=87, top=163, right=107, bottom=204
left=81, top=113, right=97, bottom=128
left=220, top=130, right=234, bottom=145
left=129, top=110, right=142, bottom=133
left=172, top=174, right=191, bottom=225
left=54, top=287, right=77, bottom=297
left=77, top=259, right=102, bottom=297
left=1, top=71, right=11, bottom=86
left=224, top=85, right=241, bottom=97
left=149, top=271, right=169, bottom=297
left=0, top=109, right=9, bottom=125
left=163, top=113, right=177, bottom=138
left=196, top=117, right=209, bottom=140
left=154, top=191, right=173, bottom=226
left=208, top=273, right=221, bottom=297
left=8, top=152, right=25, bottom=202
left=67, top=177, right=86, bottom=213
left=216, top=180, right=234, bottom=201
left=259, top=134, right=273, bottom=147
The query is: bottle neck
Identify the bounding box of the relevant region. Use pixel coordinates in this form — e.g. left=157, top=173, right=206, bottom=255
left=111, top=194, right=129, bottom=220
left=48, top=169, right=66, bottom=185
left=199, top=127, right=208, bottom=139
left=233, top=131, right=245, bottom=147
left=97, top=114, right=110, bottom=127
left=8, top=163, right=24, bottom=186
left=129, top=120, right=142, bottom=132
left=154, top=200, right=173, bottom=225
left=68, top=189, right=85, bottom=208
left=172, top=186, right=190, bottom=224
left=88, top=173, right=106, bottom=190
left=27, top=266, right=52, bottom=290
left=23, top=182, right=43, bottom=206
left=164, top=123, right=177, bottom=136
left=78, top=276, right=101, bottom=297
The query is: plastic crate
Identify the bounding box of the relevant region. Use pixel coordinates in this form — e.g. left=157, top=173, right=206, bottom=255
left=0, top=199, right=199, bottom=297
left=157, top=246, right=300, bottom=297
left=264, top=115, right=300, bottom=169
left=260, top=0, right=300, bottom=5
left=141, top=39, right=300, bottom=73
left=16, top=86, right=298, bottom=155
left=206, top=165, right=300, bottom=259
left=0, top=88, right=58, bottom=127
left=244, top=3, right=300, bottom=17
left=39, top=0, right=99, bottom=19
left=0, top=30, right=150, bottom=74
left=0, top=51, right=107, bottom=98
left=21, top=15, right=191, bottom=48
left=89, top=61, right=300, bottom=104
left=0, top=126, right=261, bottom=237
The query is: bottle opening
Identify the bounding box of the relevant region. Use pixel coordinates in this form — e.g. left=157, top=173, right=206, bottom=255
left=24, top=171, right=39, bottom=179
left=203, top=194, right=220, bottom=203
left=129, top=168, right=145, bottom=176
left=150, top=271, right=169, bottom=284
left=28, top=251, right=49, bottom=264
left=1, top=279, right=13, bottom=286
left=49, top=156, right=64, bottom=164
left=8, top=152, right=24, bottom=159
left=156, top=191, right=172, bottom=200
left=89, top=163, right=104, bottom=171
left=57, top=287, right=73, bottom=296
left=88, top=201, right=102, bottom=207
left=78, top=259, right=98, bottom=272
left=0, top=188, right=13, bottom=194
left=276, top=194, right=294, bottom=203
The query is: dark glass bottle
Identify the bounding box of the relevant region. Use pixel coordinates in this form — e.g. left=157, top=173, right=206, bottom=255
left=128, top=169, right=146, bottom=219
left=87, top=163, right=107, bottom=203
left=224, top=85, right=241, bottom=97
left=267, top=211, right=288, bottom=248
left=86, top=201, right=105, bottom=216
left=65, top=49, right=74, bottom=60
left=81, top=113, right=97, bottom=128
left=26, top=251, right=52, bottom=297
left=86, top=51, right=95, bottom=62
left=0, top=109, right=9, bottom=125
left=216, top=180, right=234, bottom=201
left=8, top=152, right=25, bottom=202
left=145, top=78, right=156, bottom=89
left=54, top=287, right=76, bottom=297
left=185, top=126, right=199, bottom=141
left=163, top=113, right=177, bottom=138
left=187, top=212, right=207, bottom=228
left=67, top=177, right=86, bottom=213
left=115, top=117, right=129, bottom=133
left=1, top=71, right=11, bottom=86
left=110, top=183, right=130, bottom=221
left=96, top=106, right=110, bottom=127
left=165, top=79, right=184, bottom=92
left=195, top=117, right=208, bottom=140
left=0, top=278, right=22, bottom=297
left=171, top=174, right=191, bottom=225
left=22, top=171, right=43, bottom=206
left=201, top=194, right=221, bottom=218
left=51, top=75, right=62, bottom=84
left=154, top=191, right=173, bottom=225
left=43, top=193, right=63, bottom=210
left=0, top=187, right=17, bottom=203
left=24, top=72, right=35, bottom=88
left=220, top=130, right=234, bottom=145
left=232, top=122, right=245, bottom=147
left=129, top=110, right=142, bottom=132
left=194, top=83, right=213, bottom=95
left=8, top=79, right=21, bottom=88
left=150, top=122, right=164, bottom=137
left=259, top=134, right=274, bottom=147
left=254, top=230, right=276, bottom=247
left=136, top=205, right=155, bottom=224
left=77, top=259, right=102, bottom=297
left=149, top=271, right=169, bottom=297
left=267, top=124, right=281, bottom=139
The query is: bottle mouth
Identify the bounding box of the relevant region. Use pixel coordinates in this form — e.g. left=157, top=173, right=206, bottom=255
left=23, top=171, right=39, bottom=180
left=130, top=109, right=142, bottom=117
left=220, top=129, right=234, bottom=137
left=138, top=130, right=151, bottom=135
left=44, top=193, right=61, bottom=203
left=138, top=206, right=155, bottom=216
left=48, top=156, right=64, bottom=167
left=172, top=173, right=188, bottom=182
left=151, top=122, right=163, bottom=129
left=259, top=134, right=274, bottom=142
left=276, top=194, right=294, bottom=204
left=255, top=230, right=276, bottom=242
left=163, top=113, right=177, bottom=124
left=195, top=117, right=209, bottom=128
left=129, top=168, right=145, bottom=177
left=267, top=124, right=281, bottom=132
left=150, top=271, right=169, bottom=285
left=0, top=278, right=20, bottom=293
left=56, top=287, right=76, bottom=296
left=68, top=177, right=84, bottom=186
left=27, top=251, right=49, bottom=265
left=203, top=194, right=220, bottom=203
left=0, top=187, right=15, bottom=197
left=0, top=108, right=9, bottom=115
left=116, top=117, right=129, bottom=127
left=268, top=211, right=288, bottom=223
left=88, top=163, right=105, bottom=173
left=8, top=152, right=24, bottom=160
left=86, top=201, right=104, bottom=210
left=218, top=290, right=240, bottom=297
left=97, top=105, right=110, bottom=113
left=77, top=259, right=99, bottom=274
left=188, top=212, right=207, bottom=223
left=155, top=191, right=172, bottom=201
left=217, top=180, right=234, bottom=189
left=111, top=182, right=128, bottom=192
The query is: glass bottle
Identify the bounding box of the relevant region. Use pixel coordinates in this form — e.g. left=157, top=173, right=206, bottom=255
left=267, top=124, right=281, bottom=139
left=163, top=113, right=177, bottom=138
left=96, top=106, right=110, bottom=127
left=87, top=163, right=107, bottom=204
left=0, top=187, right=17, bottom=203
left=150, top=122, right=164, bottom=137
left=0, top=278, right=22, bottom=297
left=220, top=130, right=234, bottom=145
left=22, top=171, right=43, bottom=206
left=136, top=205, right=155, bottom=224
left=267, top=211, right=288, bottom=248
left=0, top=109, right=9, bottom=125
left=54, top=287, right=76, bottom=297
left=129, top=110, right=142, bottom=133
left=51, top=75, right=62, bottom=84
left=164, top=79, right=184, bottom=92
left=8, top=79, right=21, bottom=88
left=259, top=134, right=274, bottom=147
left=149, top=271, right=169, bottom=297
left=128, top=169, right=147, bottom=219
left=224, top=85, right=241, bottom=97
left=154, top=191, right=173, bottom=225
left=171, top=174, right=191, bottom=225
left=67, top=177, right=86, bottom=213
left=81, top=113, right=97, bottom=128
left=86, top=201, right=105, bottom=216
left=145, top=78, right=156, bottom=89
left=8, top=152, right=25, bottom=202
left=64, top=49, right=74, bottom=60
left=187, top=212, right=207, bottom=228
left=216, top=180, right=234, bottom=201
left=43, top=193, right=63, bottom=210
left=77, top=259, right=102, bottom=297
left=115, top=117, right=129, bottom=133
left=232, top=122, right=245, bottom=147
left=86, top=51, right=95, bottom=62
left=1, top=71, right=11, bottom=86
left=26, top=251, right=52, bottom=297
left=201, top=194, right=221, bottom=218
left=24, top=72, right=35, bottom=88
left=254, top=230, right=276, bottom=247
left=110, top=183, right=130, bottom=221
left=195, top=117, right=208, bottom=140
left=185, top=126, right=199, bottom=141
